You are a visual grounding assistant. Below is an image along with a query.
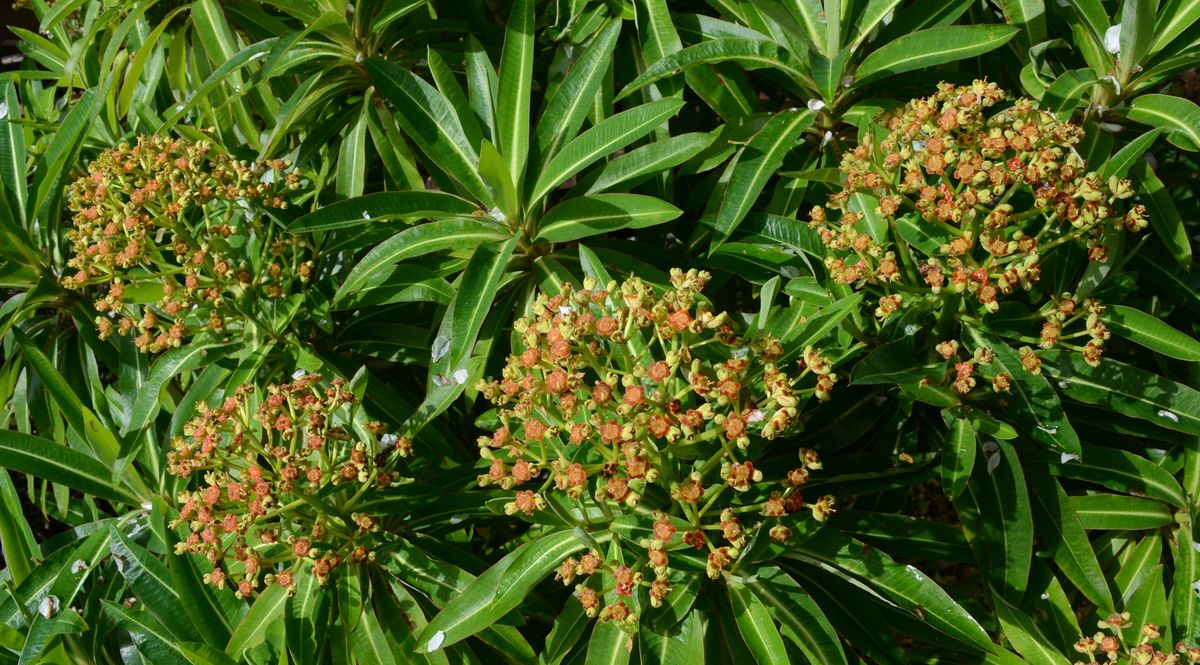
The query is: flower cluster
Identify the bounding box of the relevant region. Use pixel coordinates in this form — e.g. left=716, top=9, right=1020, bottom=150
left=64, top=135, right=310, bottom=352
left=1072, top=613, right=1200, bottom=664
left=476, top=270, right=836, bottom=627
left=167, top=374, right=406, bottom=596
left=808, top=81, right=1142, bottom=372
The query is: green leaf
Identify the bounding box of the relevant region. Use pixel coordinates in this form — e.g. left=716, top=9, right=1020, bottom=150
left=996, top=0, right=1047, bottom=44
left=1051, top=446, right=1186, bottom=508
left=585, top=618, right=631, bottom=665
left=955, top=440, right=1033, bottom=603
left=496, top=0, right=535, bottom=183
left=1070, top=494, right=1175, bottom=530
left=529, top=98, right=685, bottom=206
left=854, top=25, right=1020, bottom=81
left=710, top=109, right=816, bottom=250
left=585, top=133, right=715, bottom=194
left=1098, top=129, right=1164, bottom=180
left=535, top=19, right=620, bottom=162
left=1128, top=94, right=1200, bottom=151
left=287, top=191, right=480, bottom=233
left=335, top=219, right=509, bottom=303
left=1118, top=0, right=1157, bottom=79
left=349, top=604, right=399, bottom=665
left=366, top=59, right=493, bottom=204
left=0, top=470, right=37, bottom=584
left=940, top=412, right=977, bottom=501
left=1026, top=470, right=1115, bottom=611
left=125, top=342, right=223, bottom=437
left=852, top=337, right=944, bottom=385
left=18, top=606, right=87, bottom=665
left=728, top=581, right=788, bottom=664
left=32, top=88, right=101, bottom=229
left=102, top=602, right=191, bottom=665
left=535, top=194, right=681, bottom=243
left=618, top=39, right=809, bottom=102
left=749, top=567, right=848, bottom=665
left=1110, top=305, right=1200, bottom=361
left=15, top=329, right=121, bottom=465
left=336, top=100, right=368, bottom=199
left=1040, top=350, right=1200, bottom=434
left=404, top=234, right=519, bottom=434
left=0, top=430, right=136, bottom=504
left=639, top=610, right=702, bottom=665
left=416, top=529, right=587, bottom=652
left=991, top=592, right=1070, bottom=665
left=1130, top=158, right=1192, bottom=270
left=479, top=141, right=519, bottom=224
left=792, top=528, right=992, bottom=651
left=225, top=583, right=287, bottom=658
left=0, top=84, right=26, bottom=225
left=542, top=597, right=591, bottom=665
left=1043, top=69, right=1099, bottom=117
left=1172, top=521, right=1200, bottom=641
left=1152, top=0, right=1200, bottom=53
left=110, top=527, right=203, bottom=643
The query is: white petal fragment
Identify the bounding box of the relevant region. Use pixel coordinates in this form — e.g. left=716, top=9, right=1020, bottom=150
left=1104, top=24, right=1122, bottom=54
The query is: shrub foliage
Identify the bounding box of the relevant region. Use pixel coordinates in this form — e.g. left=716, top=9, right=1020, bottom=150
left=1, top=0, right=1199, bottom=663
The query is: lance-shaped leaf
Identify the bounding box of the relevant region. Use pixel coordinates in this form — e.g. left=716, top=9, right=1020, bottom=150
left=535, top=19, right=621, bottom=161
left=585, top=132, right=715, bottom=194
left=0, top=430, right=136, bottom=504
left=1130, top=158, right=1192, bottom=270
left=854, top=25, right=1019, bottom=82
left=1040, top=350, right=1200, bottom=434
left=954, top=439, right=1033, bottom=603
left=792, top=528, right=992, bottom=651
left=225, top=583, right=287, bottom=658
left=125, top=342, right=225, bottom=437
left=728, top=581, right=789, bottom=664
left=287, top=191, right=480, bottom=233
left=535, top=194, right=681, bottom=243
left=1026, top=469, right=1114, bottom=612
left=1070, top=494, right=1175, bottom=530
left=110, top=527, right=203, bottom=643
left=710, top=108, right=816, bottom=251
left=749, top=567, right=848, bottom=665
left=528, top=98, right=685, bottom=206
left=991, top=591, right=1070, bottom=665
left=496, top=0, right=534, bottom=182
left=15, top=329, right=121, bottom=465
left=366, top=59, right=494, bottom=204
left=335, top=219, right=509, bottom=303
left=404, top=236, right=519, bottom=434
left=416, top=529, right=587, bottom=652
left=940, top=411, right=977, bottom=501
left=618, top=39, right=809, bottom=101
left=103, top=602, right=191, bottom=665
left=1128, top=94, right=1200, bottom=151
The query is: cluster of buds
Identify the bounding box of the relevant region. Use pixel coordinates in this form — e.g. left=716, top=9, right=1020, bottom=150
left=808, top=81, right=1142, bottom=372
left=477, top=270, right=836, bottom=629
left=64, top=135, right=311, bottom=352
left=1038, top=293, right=1111, bottom=367
left=167, top=373, right=406, bottom=596
left=1072, top=613, right=1200, bottom=664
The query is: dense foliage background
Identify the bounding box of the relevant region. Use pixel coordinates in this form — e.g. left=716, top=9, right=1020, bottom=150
left=1, top=0, right=1199, bottom=663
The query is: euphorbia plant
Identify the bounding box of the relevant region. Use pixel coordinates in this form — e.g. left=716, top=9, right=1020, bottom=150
left=474, top=269, right=835, bottom=627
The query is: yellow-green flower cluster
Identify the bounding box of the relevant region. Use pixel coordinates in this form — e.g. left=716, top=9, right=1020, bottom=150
left=167, top=374, right=405, bottom=596
left=65, top=135, right=310, bottom=352
left=476, top=270, right=835, bottom=628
